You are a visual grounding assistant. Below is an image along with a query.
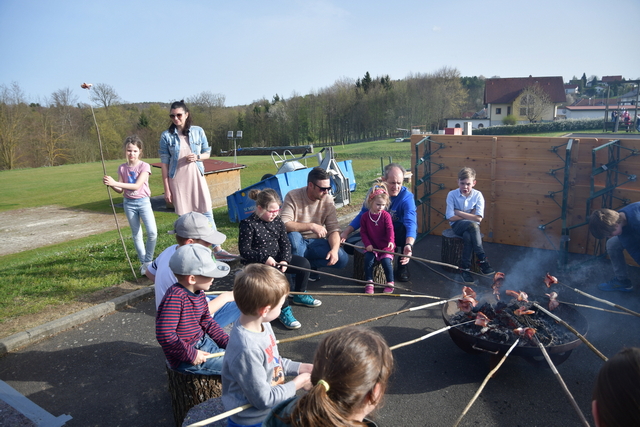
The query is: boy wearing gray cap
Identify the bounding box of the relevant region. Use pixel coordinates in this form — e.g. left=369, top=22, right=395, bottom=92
left=147, top=211, right=239, bottom=328
left=156, top=244, right=231, bottom=375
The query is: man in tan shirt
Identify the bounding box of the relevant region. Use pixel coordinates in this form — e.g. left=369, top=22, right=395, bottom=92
left=280, top=167, right=349, bottom=280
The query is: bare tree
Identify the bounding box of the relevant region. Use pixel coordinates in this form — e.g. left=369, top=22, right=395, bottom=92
left=0, top=82, right=30, bottom=169
left=189, top=91, right=225, bottom=109
left=50, top=87, right=78, bottom=132
left=35, top=104, right=70, bottom=166
left=517, top=84, right=553, bottom=123
left=89, top=83, right=121, bottom=110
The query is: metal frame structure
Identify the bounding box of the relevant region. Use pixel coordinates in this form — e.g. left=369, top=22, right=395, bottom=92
left=413, top=136, right=447, bottom=242
left=411, top=136, right=638, bottom=265
left=537, top=139, right=575, bottom=265
left=549, top=139, right=637, bottom=265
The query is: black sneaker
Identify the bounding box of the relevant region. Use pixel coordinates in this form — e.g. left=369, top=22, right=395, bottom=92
left=478, top=260, right=495, bottom=275
left=308, top=267, right=320, bottom=281
left=460, top=269, right=474, bottom=283
left=397, top=265, right=410, bottom=282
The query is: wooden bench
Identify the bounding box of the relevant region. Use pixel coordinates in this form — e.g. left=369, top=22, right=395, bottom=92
left=440, top=228, right=481, bottom=273
left=166, top=364, right=223, bottom=427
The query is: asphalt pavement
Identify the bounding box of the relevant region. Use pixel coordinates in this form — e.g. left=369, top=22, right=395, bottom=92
left=1, top=235, right=639, bottom=427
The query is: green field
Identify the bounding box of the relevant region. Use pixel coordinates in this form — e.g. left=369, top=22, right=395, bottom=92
left=0, top=139, right=413, bottom=326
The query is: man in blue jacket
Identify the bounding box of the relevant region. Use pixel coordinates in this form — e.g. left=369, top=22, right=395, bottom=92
left=341, top=163, right=417, bottom=281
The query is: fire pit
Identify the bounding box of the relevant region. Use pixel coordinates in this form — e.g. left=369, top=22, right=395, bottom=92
left=442, top=293, right=589, bottom=366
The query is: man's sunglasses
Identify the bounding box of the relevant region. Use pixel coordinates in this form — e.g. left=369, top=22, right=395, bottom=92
left=312, top=182, right=332, bottom=192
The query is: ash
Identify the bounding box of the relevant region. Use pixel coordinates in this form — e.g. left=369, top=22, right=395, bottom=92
left=450, top=298, right=575, bottom=347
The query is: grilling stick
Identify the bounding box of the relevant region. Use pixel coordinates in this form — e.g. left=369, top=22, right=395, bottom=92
left=184, top=403, right=252, bottom=427
left=533, top=302, right=608, bottom=362
left=389, top=320, right=476, bottom=351
left=205, top=290, right=443, bottom=300
left=195, top=322, right=476, bottom=426
left=453, top=338, right=520, bottom=427
left=271, top=261, right=416, bottom=294
left=534, top=337, right=591, bottom=427
left=205, top=298, right=455, bottom=359
left=82, top=83, right=137, bottom=279
left=558, top=300, right=631, bottom=316
left=342, top=241, right=466, bottom=272
left=556, top=281, right=640, bottom=318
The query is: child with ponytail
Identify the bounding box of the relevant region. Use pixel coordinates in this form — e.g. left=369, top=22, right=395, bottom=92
left=263, top=326, right=394, bottom=427
left=360, top=184, right=395, bottom=294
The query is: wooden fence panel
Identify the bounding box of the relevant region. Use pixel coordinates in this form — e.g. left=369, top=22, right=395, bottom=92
left=412, top=134, right=640, bottom=260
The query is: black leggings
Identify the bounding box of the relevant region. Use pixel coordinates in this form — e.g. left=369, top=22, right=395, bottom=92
left=281, top=255, right=310, bottom=308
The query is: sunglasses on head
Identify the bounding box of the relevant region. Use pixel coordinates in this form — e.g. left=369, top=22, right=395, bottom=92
left=312, top=182, right=332, bottom=192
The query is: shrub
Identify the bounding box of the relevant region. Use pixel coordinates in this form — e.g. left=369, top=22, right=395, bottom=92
left=502, top=115, right=517, bottom=125
left=474, top=118, right=603, bottom=135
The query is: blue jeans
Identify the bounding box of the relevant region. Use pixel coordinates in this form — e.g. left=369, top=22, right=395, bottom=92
left=175, top=335, right=224, bottom=375
left=451, top=220, right=485, bottom=269
left=123, top=197, right=157, bottom=264
left=345, top=222, right=409, bottom=270
left=205, top=298, right=240, bottom=328
left=201, top=210, right=217, bottom=231
left=287, top=232, right=349, bottom=269
left=364, top=253, right=394, bottom=282
left=607, top=236, right=629, bottom=281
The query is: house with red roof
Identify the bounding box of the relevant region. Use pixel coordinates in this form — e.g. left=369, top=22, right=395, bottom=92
left=484, top=76, right=566, bottom=126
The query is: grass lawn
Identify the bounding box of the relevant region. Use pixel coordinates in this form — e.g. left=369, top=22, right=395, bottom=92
left=0, top=139, right=413, bottom=328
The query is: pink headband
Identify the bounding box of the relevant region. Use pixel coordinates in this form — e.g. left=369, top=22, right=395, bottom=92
left=369, top=187, right=386, bottom=200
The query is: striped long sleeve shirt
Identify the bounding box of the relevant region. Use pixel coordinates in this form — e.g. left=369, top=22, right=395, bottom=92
left=156, top=283, right=229, bottom=369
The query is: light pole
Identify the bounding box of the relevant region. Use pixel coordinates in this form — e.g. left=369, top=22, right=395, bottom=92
left=227, top=130, right=243, bottom=164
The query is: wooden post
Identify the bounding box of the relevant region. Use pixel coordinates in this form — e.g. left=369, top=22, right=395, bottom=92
left=440, top=229, right=481, bottom=273
left=165, top=364, right=223, bottom=427
left=353, top=249, right=388, bottom=284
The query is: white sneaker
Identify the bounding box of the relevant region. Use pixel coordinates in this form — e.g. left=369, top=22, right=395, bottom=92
left=140, top=262, right=151, bottom=275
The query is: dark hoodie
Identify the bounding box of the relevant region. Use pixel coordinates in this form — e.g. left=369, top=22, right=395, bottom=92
left=262, top=396, right=378, bottom=427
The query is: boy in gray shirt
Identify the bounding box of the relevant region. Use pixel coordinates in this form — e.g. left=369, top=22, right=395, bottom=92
left=221, top=264, right=312, bottom=426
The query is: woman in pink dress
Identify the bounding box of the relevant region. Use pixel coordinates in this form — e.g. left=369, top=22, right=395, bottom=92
left=159, top=100, right=236, bottom=260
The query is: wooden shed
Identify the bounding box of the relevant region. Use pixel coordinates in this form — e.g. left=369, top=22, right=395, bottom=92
left=411, top=134, right=640, bottom=266
left=152, top=159, right=246, bottom=208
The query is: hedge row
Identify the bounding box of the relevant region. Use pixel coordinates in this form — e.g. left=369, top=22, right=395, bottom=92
left=473, top=118, right=604, bottom=135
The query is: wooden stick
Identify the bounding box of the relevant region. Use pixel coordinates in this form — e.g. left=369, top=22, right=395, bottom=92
left=185, top=403, right=252, bottom=427
left=204, top=290, right=443, bottom=300
left=558, top=300, right=631, bottom=316
left=83, top=86, right=137, bottom=280
left=272, top=262, right=417, bottom=294
left=533, top=303, right=608, bottom=362
left=534, top=337, right=591, bottom=427
left=557, top=281, right=640, bottom=318
left=205, top=299, right=455, bottom=359
left=277, top=299, right=453, bottom=344
left=389, top=320, right=476, bottom=351
left=342, top=241, right=465, bottom=272
left=453, top=338, right=520, bottom=427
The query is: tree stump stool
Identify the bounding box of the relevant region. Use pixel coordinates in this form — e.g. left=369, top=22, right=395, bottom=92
left=165, top=363, right=223, bottom=427
left=353, top=248, right=388, bottom=285
left=440, top=228, right=481, bottom=274
left=181, top=396, right=227, bottom=427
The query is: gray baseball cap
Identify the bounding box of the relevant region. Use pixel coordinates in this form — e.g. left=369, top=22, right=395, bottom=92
left=168, top=212, right=226, bottom=246
left=169, top=244, right=231, bottom=278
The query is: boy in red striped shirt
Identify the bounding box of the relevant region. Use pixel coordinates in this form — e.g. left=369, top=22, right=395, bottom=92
left=156, top=243, right=231, bottom=375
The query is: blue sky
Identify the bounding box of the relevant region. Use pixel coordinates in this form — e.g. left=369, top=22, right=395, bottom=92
left=1, top=0, right=639, bottom=106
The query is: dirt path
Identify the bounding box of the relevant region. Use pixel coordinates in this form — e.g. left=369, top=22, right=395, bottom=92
left=0, top=205, right=124, bottom=256
left=0, top=206, right=145, bottom=339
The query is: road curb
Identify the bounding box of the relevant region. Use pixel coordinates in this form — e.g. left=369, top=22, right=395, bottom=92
left=0, top=210, right=358, bottom=358
left=0, top=286, right=154, bottom=357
